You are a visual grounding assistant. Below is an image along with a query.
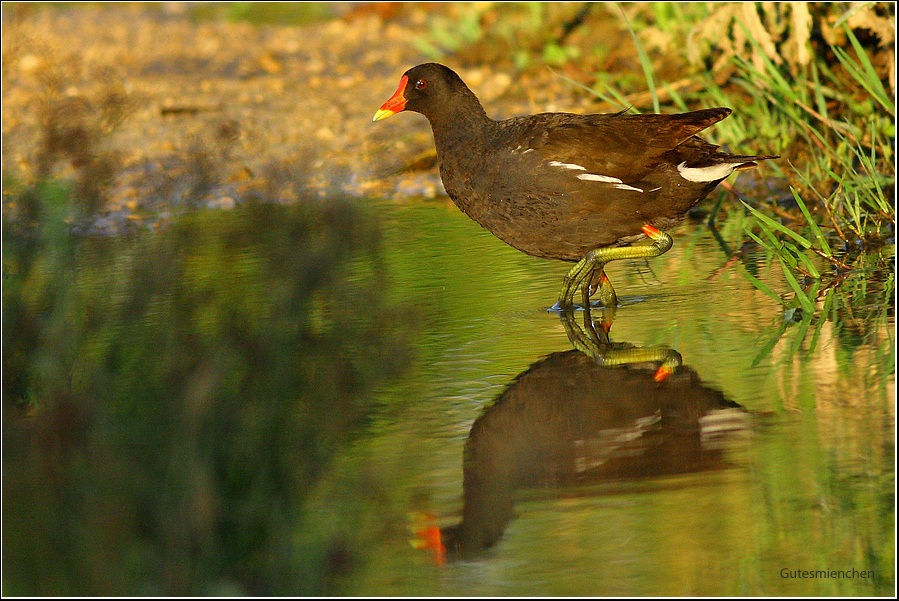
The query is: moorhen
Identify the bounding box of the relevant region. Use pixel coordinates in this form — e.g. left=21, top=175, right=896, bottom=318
left=374, top=63, right=777, bottom=308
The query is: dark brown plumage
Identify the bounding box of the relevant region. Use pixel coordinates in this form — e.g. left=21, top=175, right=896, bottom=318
left=375, top=63, right=777, bottom=306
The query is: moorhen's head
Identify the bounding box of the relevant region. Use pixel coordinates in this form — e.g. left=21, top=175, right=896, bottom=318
left=373, top=63, right=486, bottom=124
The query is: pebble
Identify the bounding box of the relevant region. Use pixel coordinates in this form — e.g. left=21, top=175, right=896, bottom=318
left=315, top=128, right=335, bottom=141
left=19, top=54, right=44, bottom=73
left=211, top=196, right=236, bottom=210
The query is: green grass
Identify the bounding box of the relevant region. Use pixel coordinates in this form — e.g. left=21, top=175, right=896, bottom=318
left=413, top=3, right=587, bottom=69
left=188, top=2, right=335, bottom=26
left=694, top=20, right=894, bottom=346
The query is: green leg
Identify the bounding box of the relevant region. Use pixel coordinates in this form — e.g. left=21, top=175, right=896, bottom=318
left=555, top=225, right=673, bottom=310
left=586, top=270, right=619, bottom=309
left=558, top=304, right=682, bottom=381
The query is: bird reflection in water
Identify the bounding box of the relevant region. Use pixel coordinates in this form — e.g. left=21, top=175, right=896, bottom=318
left=415, top=307, right=749, bottom=563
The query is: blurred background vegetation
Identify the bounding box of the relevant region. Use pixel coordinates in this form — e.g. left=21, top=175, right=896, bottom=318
left=2, top=186, right=413, bottom=594
left=2, top=1, right=895, bottom=596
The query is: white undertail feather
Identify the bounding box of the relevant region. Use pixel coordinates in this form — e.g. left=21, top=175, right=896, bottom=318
left=676, top=161, right=740, bottom=183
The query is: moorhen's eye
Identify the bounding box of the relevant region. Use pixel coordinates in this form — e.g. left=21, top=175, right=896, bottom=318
left=415, top=79, right=427, bottom=90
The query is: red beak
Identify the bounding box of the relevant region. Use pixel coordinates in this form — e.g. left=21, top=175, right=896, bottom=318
left=373, top=75, right=408, bottom=121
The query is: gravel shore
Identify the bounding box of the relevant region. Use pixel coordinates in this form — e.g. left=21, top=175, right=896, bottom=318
left=3, top=5, right=607, bottom=233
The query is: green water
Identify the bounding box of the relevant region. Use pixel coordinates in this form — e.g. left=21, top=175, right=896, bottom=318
left=322, top=200, right=895, bottom=596
left=2, top=197, right=894, bottom=596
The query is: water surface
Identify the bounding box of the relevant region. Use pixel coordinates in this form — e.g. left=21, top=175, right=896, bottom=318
left=319, top=198, right=894, bottom=596
left=3, top=196, right=893, bottom=596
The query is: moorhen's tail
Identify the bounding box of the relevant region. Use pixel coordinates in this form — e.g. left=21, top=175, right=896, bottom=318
left=689, top=152, right=781, bottom=168
left=651, top=107, right=733, bottom=144
left=675, top=107, right=733, bottom=128
left=672, top=125, right=780, bottom=171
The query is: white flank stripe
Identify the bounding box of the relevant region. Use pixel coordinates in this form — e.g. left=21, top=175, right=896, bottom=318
left=549, top=161, right=587, bottom=170
left=677, top=161, right=737, bottom=182
left=576, top=173, right=622, bottom=183
left=575, top=173, right=642, bottom=192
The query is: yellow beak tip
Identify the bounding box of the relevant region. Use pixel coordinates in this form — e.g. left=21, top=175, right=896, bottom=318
left=373, top=108, right=396, bottom=122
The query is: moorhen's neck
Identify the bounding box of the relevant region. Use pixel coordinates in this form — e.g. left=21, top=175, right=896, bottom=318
left=423, top=85, right=497, bottom=154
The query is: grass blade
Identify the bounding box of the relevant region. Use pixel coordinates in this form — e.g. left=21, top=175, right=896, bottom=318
left=751, top=320, right=789, bottom=367
left=742, top=201, right=813, bottom=249
left=790, top=187, right=833, bottom=256
left=741, top=266, right=785, bottom=305
left=839, top=25, right=894, bottom=116
left=616, top=3, right=659, bottom=113
left=778, top=256, right=815, bottom=314
left=804, top=287, right=833, bottom=355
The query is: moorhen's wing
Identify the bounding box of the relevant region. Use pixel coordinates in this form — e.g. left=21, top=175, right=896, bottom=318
left=500, top=109, right=734, bottom=185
